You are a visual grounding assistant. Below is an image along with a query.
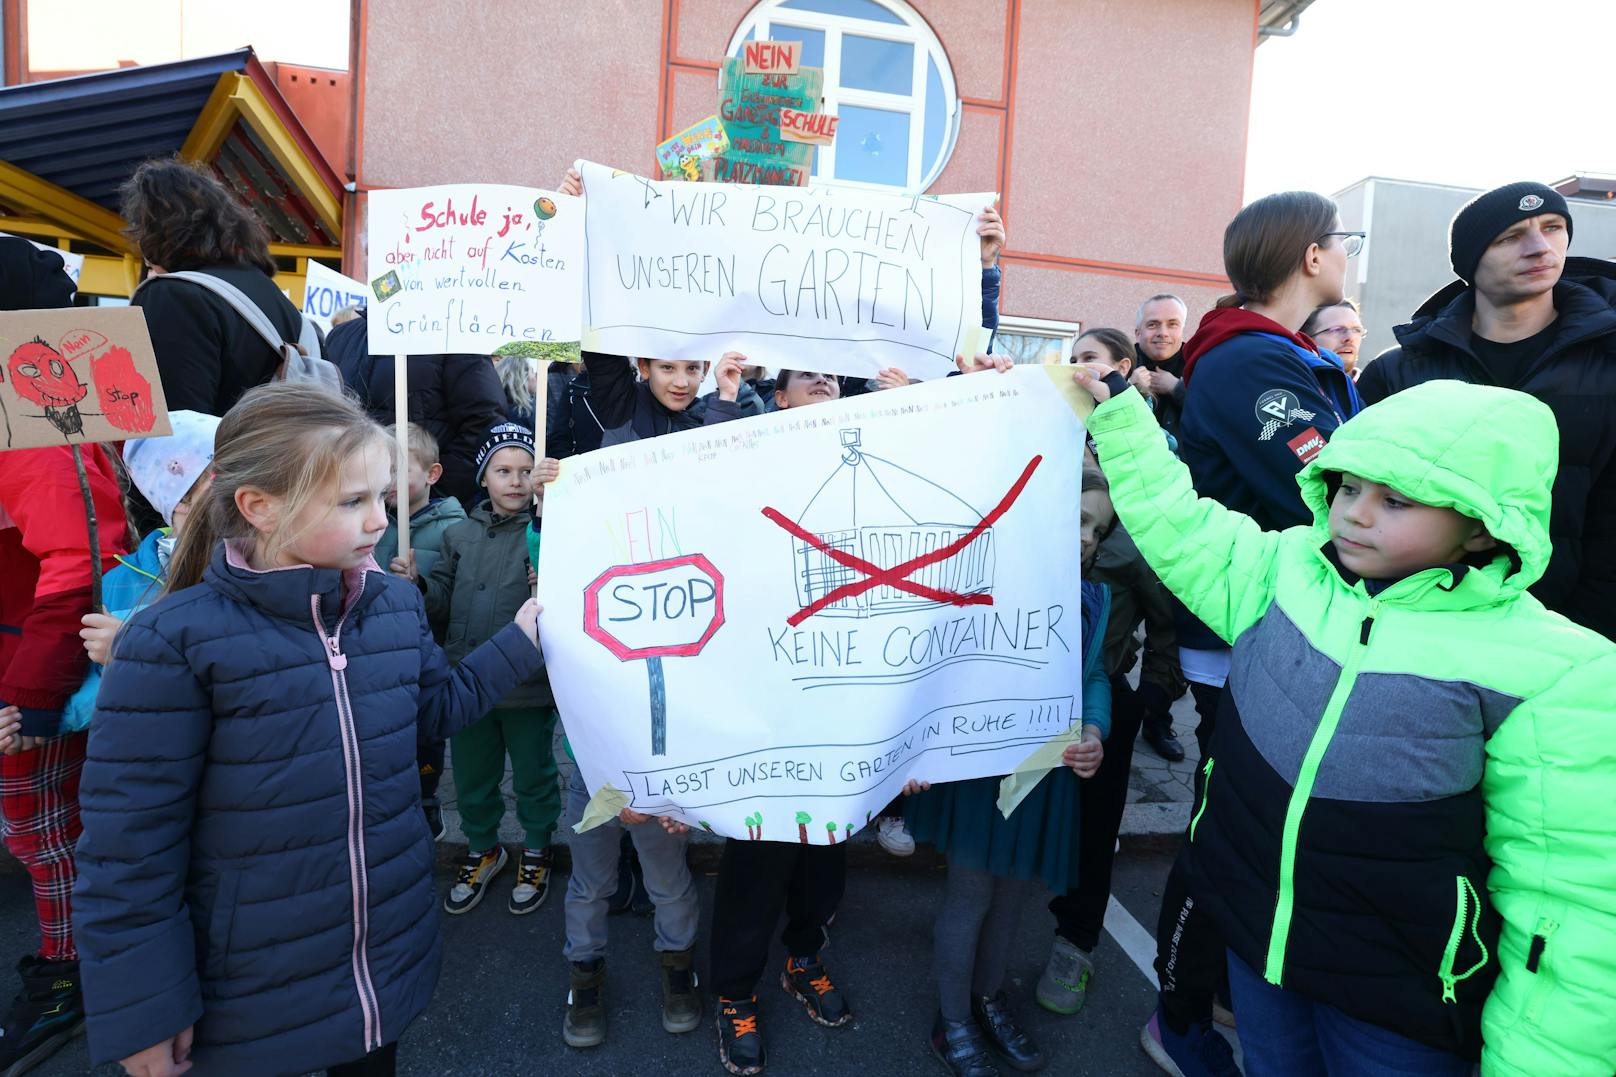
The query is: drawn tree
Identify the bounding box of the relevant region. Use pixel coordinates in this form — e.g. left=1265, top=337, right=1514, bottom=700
left=795, top=810, right=812, bottom=844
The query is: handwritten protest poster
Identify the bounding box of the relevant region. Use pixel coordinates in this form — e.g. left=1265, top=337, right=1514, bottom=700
left=716, top=54, right=823, bottom=186
left=538, top=366, right=1089, bottom=841
left=579, top=160, right=992, bottom=379
left=365, top=184, right=583, bottom=354
left=301, top=260, right=367, bottom=332
left=0, top=307, right=168, bottom=451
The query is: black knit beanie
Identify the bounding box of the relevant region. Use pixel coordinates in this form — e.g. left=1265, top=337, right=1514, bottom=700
left=1449, top=182, right=1572, bottom=285
left=0, top=237, right=75, bottom=311
left=474, top=421, right=535, bottom=483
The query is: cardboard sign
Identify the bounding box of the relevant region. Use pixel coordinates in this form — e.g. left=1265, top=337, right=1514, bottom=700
left=579, top=159, right=993, bottom=380
left=656, top=115, right=732, bottom=182
left=366, top=184, right=584, bottom=354
left=0, top=307, right=169, bottom=452
left=715, top=56, right=823, bottom=187
left=778, top=107, right=839, bottom=146
left=743, top=40, right=801, bottom=74
left=300, top=260, right=368, bottom=332
left=539, top=366, right=1090, bottom=841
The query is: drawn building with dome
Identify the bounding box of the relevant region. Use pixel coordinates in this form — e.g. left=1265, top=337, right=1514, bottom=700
left=788, top=428, right=995, bottom=619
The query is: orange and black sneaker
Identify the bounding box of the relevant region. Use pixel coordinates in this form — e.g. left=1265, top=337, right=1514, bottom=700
left=781, top=955, right=852, bottom=1028
left=716, top=995, right=765, bottom=1075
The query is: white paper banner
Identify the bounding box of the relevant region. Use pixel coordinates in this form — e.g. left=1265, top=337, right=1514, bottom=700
left=578, top=160, right=993, bottom=381
left=300, top=260, right=368, bottom=332
left=365, top=184, right=583, bottom=354
left=538, top=366, right=1087, bottom=841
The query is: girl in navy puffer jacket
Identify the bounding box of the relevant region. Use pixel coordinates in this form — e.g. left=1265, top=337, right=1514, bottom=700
left=73, top=384, right=544, bottom=1077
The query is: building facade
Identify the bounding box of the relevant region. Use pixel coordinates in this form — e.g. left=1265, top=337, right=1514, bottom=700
left=355, top=0, right=1298, bottom=358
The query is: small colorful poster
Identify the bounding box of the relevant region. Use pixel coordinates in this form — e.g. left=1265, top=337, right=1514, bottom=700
left=656, top=115, right=732, bottom=182
left=300, top=260, right=368, bottom=332
left=366, top=184, right=584, bottom=354
left=715, top=54, right=823, bottom=187
left=0, top=307, right=168, bottom=451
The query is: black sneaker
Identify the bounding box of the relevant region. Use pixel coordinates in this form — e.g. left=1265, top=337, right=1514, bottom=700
left=563, top=959, right=607, bottom=1049
left=422, top=798, right=446, bottom=842
left=444, top=846, right=508, bottom=915
left=0, top=956, right=83, bottom=1077
left=509, top=847, right=553, bottom=915
left=971, top=991, right=1044, bottom=1072
left=931, top=1012, right=999, bottom=1077
left=716, top=996, right=765, bottom=1075
left=781, top=955, right=851, bottom=1027
left=1142, top=724, right=1185, bottom=763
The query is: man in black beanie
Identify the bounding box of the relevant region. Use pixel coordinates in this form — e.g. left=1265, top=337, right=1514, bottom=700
left=1358, top=181, right=1616, bottom=641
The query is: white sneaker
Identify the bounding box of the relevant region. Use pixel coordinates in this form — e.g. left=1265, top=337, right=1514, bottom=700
left=876, top=816, right=915, bottom=856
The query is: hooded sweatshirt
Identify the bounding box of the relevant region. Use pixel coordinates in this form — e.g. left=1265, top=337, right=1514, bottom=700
left=1087, top=379, right=1616, bottom=1074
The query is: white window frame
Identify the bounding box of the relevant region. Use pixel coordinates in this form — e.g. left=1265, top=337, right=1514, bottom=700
left=995, top=315, right=1083, bottom=365
left=726, top=0, right=960, bottom=193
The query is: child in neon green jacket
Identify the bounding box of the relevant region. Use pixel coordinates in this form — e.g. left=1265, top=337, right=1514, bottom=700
left=1074, top=367, right=1615, bottom=1077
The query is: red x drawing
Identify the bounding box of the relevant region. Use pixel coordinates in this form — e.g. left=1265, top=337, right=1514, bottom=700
left=762, top=455, right=1042, bottom=627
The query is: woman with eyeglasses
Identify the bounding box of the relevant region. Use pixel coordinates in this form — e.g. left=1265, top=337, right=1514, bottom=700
left=1129, top=191, right=1366, bottom=1077
left=1302, top=298, right=1367, bottom=381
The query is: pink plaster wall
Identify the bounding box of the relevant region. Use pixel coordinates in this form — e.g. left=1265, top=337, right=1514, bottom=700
left=1002, top=262, right=1225, bottom=340
left=1006, top=0, right=1254, bottom=277
left=359, top=0, right=663, bottom=189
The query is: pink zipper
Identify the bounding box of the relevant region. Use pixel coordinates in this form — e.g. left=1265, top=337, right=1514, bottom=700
left=312, top=588, right=383, bottom=1054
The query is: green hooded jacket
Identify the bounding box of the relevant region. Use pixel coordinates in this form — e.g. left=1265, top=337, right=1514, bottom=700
left=1087, top=379, right=1616, bottom=1075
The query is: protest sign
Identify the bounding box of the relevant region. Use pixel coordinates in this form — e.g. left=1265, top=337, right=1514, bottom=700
left=578, top=160, right=993, bottom=380
left=538, top=366, right=1092, bottom=841
left=656, top=116, right=731, bottom=182
left=300, top=260, right=367, bottom=332
left=779, top=107, right=838, bottom=146
left=715, top=55, right=822, bottom=187
left=365, top=184, right=583, bottom=354
left=0, top=307, right=168, bottom=451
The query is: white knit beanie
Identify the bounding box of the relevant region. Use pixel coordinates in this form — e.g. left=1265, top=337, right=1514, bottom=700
left=122, top=410, right=220, bottom=526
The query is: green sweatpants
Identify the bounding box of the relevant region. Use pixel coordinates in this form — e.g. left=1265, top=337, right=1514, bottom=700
left=451, top=705, right=561, bottom=852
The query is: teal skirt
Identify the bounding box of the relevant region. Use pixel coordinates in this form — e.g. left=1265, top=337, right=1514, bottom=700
left=904, top=765, right=1080, bottom=893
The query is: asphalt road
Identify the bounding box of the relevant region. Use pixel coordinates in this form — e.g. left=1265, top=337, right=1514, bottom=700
left=12, top=840, right=1185, bottom=1076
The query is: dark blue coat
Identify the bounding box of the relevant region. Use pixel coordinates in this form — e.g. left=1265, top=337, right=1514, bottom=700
left=73, top=544, right=541, bottom=1074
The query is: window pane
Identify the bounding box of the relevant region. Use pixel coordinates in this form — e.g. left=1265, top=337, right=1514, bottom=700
left=922, top=56, right=946, bottom=179
left=833, top=105, right=909, bottom=186
left=996, top=333, right=1069, bottom=365
left=840, top=35, right=912, bottom=94
left=764, top=23, right=825, bottom=69
left=779, top=0, right=905, bottom=24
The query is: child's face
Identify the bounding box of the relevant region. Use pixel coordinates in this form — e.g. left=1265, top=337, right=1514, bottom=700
left=269, top=440, right=392, bottom=570
left=1080, top=488, right=1115, bottom=571
left=1328, top=472, right=1496, bottom=580
left=387, top=454, right=439, bottom=512
left=775, top=371, right=840, bottom=410
left=170, top=473, right=210, bottom=536
left=482, top=446, right=535, bottom=515
left=638, top=358, right=708, bottom=412
left=1073, top=338, right=1131, bottom=379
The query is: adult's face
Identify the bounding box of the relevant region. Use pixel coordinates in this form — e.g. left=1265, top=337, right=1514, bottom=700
left=1472, top=213, right=1568, bottom=307
left=1135, top=299, right=1186, bottom=362
left=1312, top=222, right=1349, bottom=307
left=1309, top=304, right=1365, bottom=372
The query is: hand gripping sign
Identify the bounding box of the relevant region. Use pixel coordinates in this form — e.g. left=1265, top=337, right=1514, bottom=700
left=583, top=554, right=726, bottom=756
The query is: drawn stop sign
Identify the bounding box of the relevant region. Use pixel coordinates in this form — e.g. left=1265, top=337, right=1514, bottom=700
left=583, top=554, right=725, bottom=756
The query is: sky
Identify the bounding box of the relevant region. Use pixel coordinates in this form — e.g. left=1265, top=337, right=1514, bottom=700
left=28, top=0, right=349, bottom=73
left=1244, top=0, right=1616, bottom=200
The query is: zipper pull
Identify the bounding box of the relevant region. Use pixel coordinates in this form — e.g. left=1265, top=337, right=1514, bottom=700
left=1359, top=598, right=1382, bottom=646
left=325, top=636, right=347, bottom=671
left=1440, top=973, right=1457, bottom=1004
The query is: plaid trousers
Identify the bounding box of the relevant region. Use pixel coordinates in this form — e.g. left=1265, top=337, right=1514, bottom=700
left=0, top=732, right=86, bottom=961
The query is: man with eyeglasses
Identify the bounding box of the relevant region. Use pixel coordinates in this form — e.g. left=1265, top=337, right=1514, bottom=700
left=1358, top=181, right=1616, bottom=641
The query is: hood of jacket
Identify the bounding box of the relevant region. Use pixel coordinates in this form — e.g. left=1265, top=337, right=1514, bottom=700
left=1297, top=379, right=1557, bottom=598
left=413, top=496, right=469, bottom=528
left=1182, top=307, right=1321, bottom=386
left=1395, top=256, right=1616, bottom=357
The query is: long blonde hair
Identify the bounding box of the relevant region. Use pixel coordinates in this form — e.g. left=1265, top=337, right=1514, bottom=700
left=166, top=383, right=387, bottom=593
left=496, top=354, right=537, bottom=420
